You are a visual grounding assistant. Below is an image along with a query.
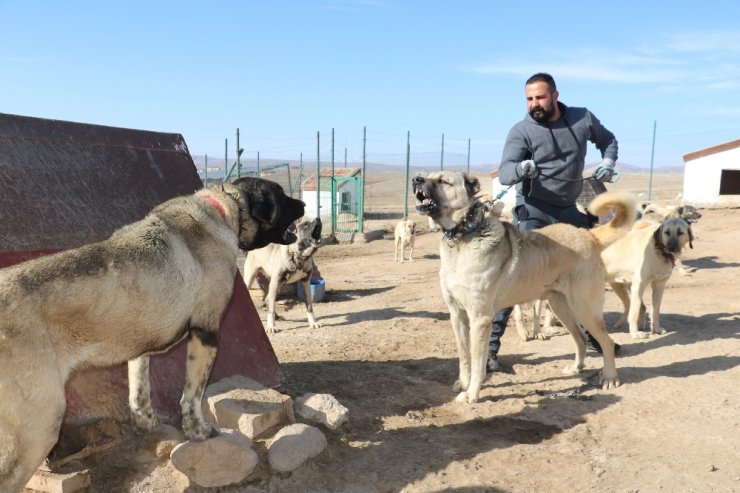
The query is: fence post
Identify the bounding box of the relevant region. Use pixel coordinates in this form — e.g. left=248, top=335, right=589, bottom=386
left=331, top=128, right=335, bottom=235
left=440, top=133, right=445, bottom=170
left=236, top=128, right=241, bottom=178
left=404, top=131, right=411, bottom=218
left=316, top=131, right=320, bottom=226
left=360, top=126, right=366, bottom=232
left=224, top=139, right=228, bottom=181
left=467, top=138, right=471, bottom=174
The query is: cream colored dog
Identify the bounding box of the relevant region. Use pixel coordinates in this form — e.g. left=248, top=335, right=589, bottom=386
left=602, top=216, right=693, bottom=339
left=394, top=219, right=416, bottom=262
left=639, top=203, right=701, bottom=275
left=413, top=171, right=636, bottom=404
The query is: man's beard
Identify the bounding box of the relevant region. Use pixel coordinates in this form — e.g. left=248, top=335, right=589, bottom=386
left=529, top=103, right=555, bottom=122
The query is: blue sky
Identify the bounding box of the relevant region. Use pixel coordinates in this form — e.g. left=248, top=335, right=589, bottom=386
left=2, top=1, right=740, bottom=169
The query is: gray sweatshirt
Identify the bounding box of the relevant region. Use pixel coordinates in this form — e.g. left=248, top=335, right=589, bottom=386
left=498, top=102, right=618, bottom=207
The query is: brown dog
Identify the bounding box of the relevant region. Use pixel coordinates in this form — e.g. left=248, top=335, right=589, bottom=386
left=0, top=177, right=304, bottom=493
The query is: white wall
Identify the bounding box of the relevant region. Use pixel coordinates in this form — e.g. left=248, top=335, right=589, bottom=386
left=684, top=146, right=740, bottom=205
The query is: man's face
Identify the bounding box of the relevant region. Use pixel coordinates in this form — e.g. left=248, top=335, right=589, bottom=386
left=526, top=81, right=558, bottom=122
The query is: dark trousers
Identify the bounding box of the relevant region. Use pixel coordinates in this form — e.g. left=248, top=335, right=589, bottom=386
left=488, top=199, right=593, bottom=356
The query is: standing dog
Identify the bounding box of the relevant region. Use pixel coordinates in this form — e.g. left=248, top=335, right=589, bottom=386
left=0, top=177, right=304, bottom=493
left=602, top=216, right=693, bottom=339
left=394, top=219, right=416, bottom=263
left=243, top=217, right=323, bottom=334
left=412, top=171, right=635, bottom=404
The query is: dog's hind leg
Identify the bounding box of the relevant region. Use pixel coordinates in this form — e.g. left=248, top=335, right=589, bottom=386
left=408, top=237, right=414, bottom=262
left=628, top=276, right=650, bottom=339
left=394, top=236, right=401, bottom=262
left=547, top=293, right=586, bottom=376
left=128, top=356, right=157, bottom=433
left=181, top=326, right=219, bottom=441
left=609, top=282, right=631, bottom=329
left=512, top=304, right=530, bottom=341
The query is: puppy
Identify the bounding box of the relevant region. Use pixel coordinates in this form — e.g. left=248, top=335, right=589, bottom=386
left=0, top=177, right=304, bottom=493
left=602, top=216, right=693, bottom=339
left=244, top=217, right=323, bottom=333
left=413, top=171, right=635, bottom=404
left=394, top=219, right=416, bottom=262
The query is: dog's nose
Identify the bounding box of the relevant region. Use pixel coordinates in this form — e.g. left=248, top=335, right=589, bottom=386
left=412, top=176, right=424, bottom=185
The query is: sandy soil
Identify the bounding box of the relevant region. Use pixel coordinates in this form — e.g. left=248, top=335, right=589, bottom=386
left=38, top=173, right=740, bottom=493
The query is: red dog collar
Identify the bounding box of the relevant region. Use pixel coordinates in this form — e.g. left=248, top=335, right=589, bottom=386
left=200, top=195, right=226, bottom=220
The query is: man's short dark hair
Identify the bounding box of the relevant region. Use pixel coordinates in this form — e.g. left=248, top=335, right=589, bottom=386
left=526, top=73, right=557, bottom=92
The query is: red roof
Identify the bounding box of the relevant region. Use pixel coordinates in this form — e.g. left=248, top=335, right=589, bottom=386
left=302, top=167, right=362, bottom=191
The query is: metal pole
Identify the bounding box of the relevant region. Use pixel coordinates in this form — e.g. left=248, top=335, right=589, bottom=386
left=467, top=138, right=471, bottom=174
left=360, top=126, right=366, bottom=232
left=204, top=154, right=208, bottom=184
left=331, top=128, right=335, bottom=235
left=236, top=128, right=241, bottom=178
left=648, top=120, right=657, bottom=201
left=405, top=131, right=410, bottom=218
left=224, top=139, right=228, bottom=181
left=316, top=131, right=320, bottom=223
left=257, top=151, right=260, bottom=177
left=440, top=133, right=445, bottom=171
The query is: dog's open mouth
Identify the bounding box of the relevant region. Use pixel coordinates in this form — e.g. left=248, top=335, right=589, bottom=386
left=281, top=228, right=298, bottom=245
left=414, top=185, right=438, bottom=213
left=310, top=218, right=322, bottom=246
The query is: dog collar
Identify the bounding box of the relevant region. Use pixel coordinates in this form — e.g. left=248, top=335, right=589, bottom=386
left=442, top=202, right=485, bottom=242
left=200, top=195, right=227, bottom=220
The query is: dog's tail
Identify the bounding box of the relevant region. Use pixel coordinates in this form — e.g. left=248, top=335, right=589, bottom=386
left=588, top=191, right=637, bottom=250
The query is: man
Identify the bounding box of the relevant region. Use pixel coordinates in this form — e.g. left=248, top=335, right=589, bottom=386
left=488, top=72, right=619, bottom=373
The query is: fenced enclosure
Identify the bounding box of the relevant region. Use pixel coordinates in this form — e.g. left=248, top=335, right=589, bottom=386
left=196, top=127, right=684, bottom=239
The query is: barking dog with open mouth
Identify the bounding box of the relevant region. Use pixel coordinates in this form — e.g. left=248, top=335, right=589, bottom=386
left=602, top=215, right=693, bottom=339
left=412, top=171, right=636, bottom=404
left=394, top=219, right=417, bottom=263
left=243, top=217, right=323, bottom=333
left=0, top=177, right=304, bottom=493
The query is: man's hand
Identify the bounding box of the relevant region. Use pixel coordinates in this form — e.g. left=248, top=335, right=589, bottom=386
left=594, top=159, right=616, bottom=182
left=518, top=160, right=537, bottom=179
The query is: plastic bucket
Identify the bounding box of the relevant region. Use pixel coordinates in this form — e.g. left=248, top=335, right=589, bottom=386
left=295, top=277, right=326, bottom=302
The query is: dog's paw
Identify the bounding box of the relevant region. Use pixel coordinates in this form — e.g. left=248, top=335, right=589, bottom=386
left=308, top=321, right=323, bottom=329
left=182, top=417, right=219, bottom=441
left=599, top=371, right=621, bottom=390
left=454, top=391, right=479, bottom=404
left=630, top=331, right=649, bottom=340
left=651, top=327, right=667, bottom=335
left=266, top=325, right=279, bottom=334
left=533, top=332, right=547, bottom=341
left=131, top=409, right=158, bottom=434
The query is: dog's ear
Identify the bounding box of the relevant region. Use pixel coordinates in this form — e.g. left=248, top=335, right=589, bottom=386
left=653, top=224, right=665, bottom=250
left=676, top=206, right=685, bottom=217
left=687, top=223, right=694, bottom=249
left=464, top=174, right=480, bottom=197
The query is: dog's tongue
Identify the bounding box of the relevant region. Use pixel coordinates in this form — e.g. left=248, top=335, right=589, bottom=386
left=423, top=199, right=433, bottom=206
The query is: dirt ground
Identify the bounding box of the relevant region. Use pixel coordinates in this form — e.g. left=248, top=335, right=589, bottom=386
left=43, top=173, right=740, bottom=493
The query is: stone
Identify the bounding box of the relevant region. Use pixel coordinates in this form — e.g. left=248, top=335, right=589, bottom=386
left=203, top=376, right=294, bottom=438
left=170, top=429, right=258, bottom=488
left=295, top=393, right=349, bottom=430
left=268, top=423, right=327, bottom=472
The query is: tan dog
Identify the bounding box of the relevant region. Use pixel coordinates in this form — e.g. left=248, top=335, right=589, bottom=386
left=394, top=219, right=416, bottom=262
left=243, top=217, right=323, bottom=333
left=0, top=177, right=304, bottom=493
left=412, top=171, right=636, bottom=404
left=602, top=216, right=693, bottom=339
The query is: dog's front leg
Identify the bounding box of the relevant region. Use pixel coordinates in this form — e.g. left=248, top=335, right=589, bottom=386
left=265, top=278, right=281, bottom=334
left=448, top=306, right=470, bottom=395
left=128, top=356, right=157, bottom=433
left=300, top=278, right=322, bottom=329
left=650, top=279, right=668, bottom=335
left=628, top=277, right=650, bottom=339
left=408, top=239, right=414, bottom=262
left=181, top=328, right=219, bottom=441
left=458, top=315, right=492, bottom=404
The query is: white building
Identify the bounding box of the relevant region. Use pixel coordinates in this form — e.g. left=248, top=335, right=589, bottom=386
left=301, top=167, right=362, bottom=223
left=683, top=139, right=740, bottom=206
